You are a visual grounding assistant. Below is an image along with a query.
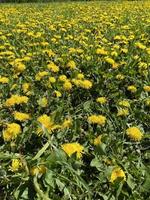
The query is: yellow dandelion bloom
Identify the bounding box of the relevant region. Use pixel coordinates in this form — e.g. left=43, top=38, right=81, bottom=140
left=37, top=114, right=53, bottom=132
left=72, top=78, right=81, bottom=87
left=118, top=100, right=130, bottom=108
left=63, top=81, right=72, bottom=91
left=88, top=115, right=106, bottom=126
left=35, top=71, right=48, bottom=81
left=145, top=98, right=150, bottom=106
left=3, top=123, right=21, bottom=141
left=127, top=85, right=137, bottom=93
left=117, top=108, right=129, bottom=116
left=14, top=62, right=26, bottom=73
left=49, top=76, right=56, bottom=83
left=37, top=114, right=60, bottom=135
left=22, top=83, right=30, bottom=93
left=61, top=142, right=84, bottom=159
left=79, top=80, right=92, bottom=89
left=110, top=167, right=126, bottom=183
left=54, top=90, right=62, bottom=98
left=126, top=127, right=143, bottom=141
left=13, top=111, right=30, bottom=121
left=11, top=159, right=22, bottom=172
left=67, top=60, right=76, bottom=69
left=59, top=75, right=67, bottom=82
left=62, top=118, right=72, bottom=129
left=5, top=95, right=28, bottom=107
left=0, top=76, right=9, bottom=84
left=77, top=73, right=84, bottom=79
left=135, top=42, right=146, bottom=50
left=143, top=86, right=150, bottom=92
left=105, top=57, right=115, bottom=65
left=93, top=135, right=102, bottom=146
left=96, top=97, right=107, bottom=104
left=47, top=62, right=59, bottom=72
left=96, top=48, right=108, bottom=55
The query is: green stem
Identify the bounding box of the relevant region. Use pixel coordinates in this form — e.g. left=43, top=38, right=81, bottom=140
left=33, top=176, right=51, bottom=200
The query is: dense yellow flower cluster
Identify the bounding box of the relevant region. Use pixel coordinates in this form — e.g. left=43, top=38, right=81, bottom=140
left=0, top=2, right=148, bottom=198
left=72, top=79, right=93, bottom=89
left=5, top=95, right=29, bottom=107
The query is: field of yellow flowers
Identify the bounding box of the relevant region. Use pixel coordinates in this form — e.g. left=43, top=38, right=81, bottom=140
left=0, top=1, right=150, bottom=200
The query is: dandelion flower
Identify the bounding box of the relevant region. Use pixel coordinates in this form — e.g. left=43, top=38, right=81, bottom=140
left=79, top=80, right=92, bottom=89
left=117, top=108, right=129, bottom=117
left=96, top=97, right=107, bottom=104
left=11, top=159, right=22, bottom=172
left=62, top=118, right=72, bottom=129
left=13, top=111, right=30, bottom=121
left=143, top=86, right=150, bottom=92
left=93, top=135, right=102, bottom=146
left=110, top=167, right=126, bottom=183
left=54, top=90, right=62, bottom=97
left=67, top=60, right=76, bottom=69
left=0, top=76, right=9, bottom=84
left=127, top=85, right=137, bottom=93
left=118, top=100, right=130, bottom=108
left=88, top=115, right=106, bottom=126
left=3, top=123, right=21, bottom=141
left=63, top=81, right=72, bottom=91
left=5, top=95, right=28, bottom=107
left=61, top=142, right=84, bottom=159
left=126, top=127, right=143, bottom=141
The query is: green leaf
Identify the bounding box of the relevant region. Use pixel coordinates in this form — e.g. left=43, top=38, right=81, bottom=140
left=83, top=101, right=91, bottom=111
left=96, top=143, right=106, bottom=155
left=45, top=170, right=55, bottom=188
left=32, top=141, right=50, bottom=161
left=127, top=174, right=136, bottom=190
left=46, top=149, right=66, bottom=168
left=64, top=187, right=71, bottom=199
left=56, top=179, right=65, bottom=192
left=142, top=174, right=150, bottom=192
left=14, top=185, right=29, bottom=200
left=90, top=157, right=102, bottom=170
left=116, top=182, right=123, bottom=199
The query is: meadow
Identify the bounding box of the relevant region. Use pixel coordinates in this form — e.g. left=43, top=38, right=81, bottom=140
left=0, top=1, right=150, bottom=199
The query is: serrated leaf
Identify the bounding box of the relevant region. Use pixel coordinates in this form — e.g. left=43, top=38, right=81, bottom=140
left=142, top=174, right=150, bottom=192
left=127, top=174, right=136, bottom=190
left=45, top=170, right=55, bottom=188
left=90, top=157, right=102, bottom=171
left=83, top=101, right=91, bottom=111
left=32, top=141, right=50, bottom=161
left=56, top=179, right=65, bottom=192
